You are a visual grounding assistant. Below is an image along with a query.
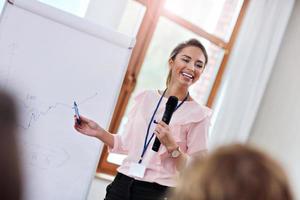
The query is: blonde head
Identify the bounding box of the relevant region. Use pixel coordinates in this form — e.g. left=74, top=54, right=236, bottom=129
left=170, top=144, right=293, bottom=200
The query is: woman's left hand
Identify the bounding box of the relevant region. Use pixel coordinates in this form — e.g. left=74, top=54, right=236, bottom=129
left=154, top=121, right=178, bottom=152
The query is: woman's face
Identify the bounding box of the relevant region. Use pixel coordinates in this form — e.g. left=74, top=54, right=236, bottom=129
left=169, top=46, right=206, bottom=87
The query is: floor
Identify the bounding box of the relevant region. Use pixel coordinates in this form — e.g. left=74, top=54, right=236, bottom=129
left=87, top=176, right=112, bottom=200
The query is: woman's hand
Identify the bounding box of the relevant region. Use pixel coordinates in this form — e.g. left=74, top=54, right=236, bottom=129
left=74, top=115, right=103, bottom=138
left=154, top=121, right=188, bottom=170
left=74, top=115, right=114, bottom=148
left=154, top=121, right=178, bottom=152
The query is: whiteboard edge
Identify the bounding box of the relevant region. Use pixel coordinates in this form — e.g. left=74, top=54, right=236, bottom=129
left=12, top=0, right=135, bottom=49
left=7, top=0, right=15, bottom=5
left=82, top=50, right=133, bottom=200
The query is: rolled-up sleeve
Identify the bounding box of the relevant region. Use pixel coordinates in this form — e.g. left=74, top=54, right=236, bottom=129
left=109, top=129, right=131, bottom=154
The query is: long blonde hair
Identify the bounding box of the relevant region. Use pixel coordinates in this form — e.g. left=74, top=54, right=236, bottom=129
left=170, top=144, right=293, bottom=200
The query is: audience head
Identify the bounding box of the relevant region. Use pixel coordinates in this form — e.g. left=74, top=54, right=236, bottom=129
left=170, top=144, right=293, bottom=200
left=0, top=90, right=23, bottom=200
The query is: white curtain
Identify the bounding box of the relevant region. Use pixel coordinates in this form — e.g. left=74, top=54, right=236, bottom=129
left=209, top=0, right=295, bottom=149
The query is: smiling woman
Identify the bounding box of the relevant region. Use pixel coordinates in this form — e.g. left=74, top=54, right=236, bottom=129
left=74, top=38, right=212, bottom=200
left=103, top=0, right=247, bottom=171
left=166, top=39, right=208, bottom=91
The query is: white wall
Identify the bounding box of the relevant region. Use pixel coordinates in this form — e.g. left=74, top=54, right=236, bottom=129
left=85, top=0, right=128, bottom=29
left=249, top=0, right=300, bottom=198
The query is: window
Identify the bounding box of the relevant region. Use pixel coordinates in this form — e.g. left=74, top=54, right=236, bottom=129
left=98, top=0, right=249, bottom=175
left=0, top=0, right=5, bottom=14
left=164, top=0, right=243, bottom=42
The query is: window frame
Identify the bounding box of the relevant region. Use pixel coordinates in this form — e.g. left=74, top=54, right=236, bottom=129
left=97, top=0, right=250, bottom=175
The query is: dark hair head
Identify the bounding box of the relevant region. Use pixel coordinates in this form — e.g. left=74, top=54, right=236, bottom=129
left=0, top=90, right=22, bottom=200
left=166, top=38, right=208, bottom=87
left=0, top=90, right=18, bottom=127
left=170, top=144, right=293, bottom=200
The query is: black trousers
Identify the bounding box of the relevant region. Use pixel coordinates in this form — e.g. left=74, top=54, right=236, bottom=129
left=104, top=173, right=171, bottom=200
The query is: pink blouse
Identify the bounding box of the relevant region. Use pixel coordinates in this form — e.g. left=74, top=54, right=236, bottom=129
left=109, top=90, right=212, bottom=187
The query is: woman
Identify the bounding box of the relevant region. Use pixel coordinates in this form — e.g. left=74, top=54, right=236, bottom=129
left=74, top=38, right=211, bottom=200
left=169, top=144, right=294, bottom=200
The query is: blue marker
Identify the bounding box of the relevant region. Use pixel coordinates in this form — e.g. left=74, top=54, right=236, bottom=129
left=73, top=101, right=81, bottom=125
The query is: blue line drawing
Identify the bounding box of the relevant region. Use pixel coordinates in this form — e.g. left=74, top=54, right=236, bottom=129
left=19, top=92, right=99, bottom=130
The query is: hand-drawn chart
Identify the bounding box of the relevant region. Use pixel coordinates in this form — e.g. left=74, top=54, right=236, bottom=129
left=18, top=92, right=98, bottom=130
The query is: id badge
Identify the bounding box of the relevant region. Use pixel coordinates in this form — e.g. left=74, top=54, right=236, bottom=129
left=128, top=163, right=146, bottom=178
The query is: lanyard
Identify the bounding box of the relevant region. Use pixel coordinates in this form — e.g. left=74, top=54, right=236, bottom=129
left=138, top=89, right=189, bottom=164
